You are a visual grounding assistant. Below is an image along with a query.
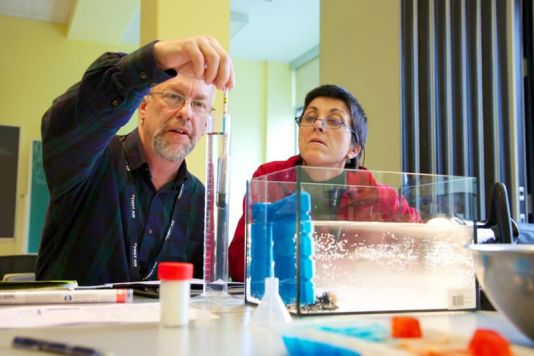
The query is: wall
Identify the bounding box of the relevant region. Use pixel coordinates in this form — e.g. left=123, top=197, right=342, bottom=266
left=320, top=0, right=402, bottom=172
left=265, top=62, right=295, bottom=162
left=295, top=57, right=320, bottom=109
left=228, top=59, right=296, bottom=236
left=0, top=16, right=136, bottom=254
left=3, top=2, right=398, bottom=255
left=228, top=59, right=267, bottom=238
left=0, top=15, right=292, bottom=253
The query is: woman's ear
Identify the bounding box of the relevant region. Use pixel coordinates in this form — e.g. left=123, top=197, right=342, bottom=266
left=347, top=144, right=361, bottom=160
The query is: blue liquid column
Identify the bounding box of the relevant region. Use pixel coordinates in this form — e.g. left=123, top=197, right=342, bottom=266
left=250, top=202, right=272, bottom=299
left=272, top=193, right=315, bottom=305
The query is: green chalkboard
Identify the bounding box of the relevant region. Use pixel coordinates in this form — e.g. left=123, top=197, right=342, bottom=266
left=28, top=141, right=49, bottom=253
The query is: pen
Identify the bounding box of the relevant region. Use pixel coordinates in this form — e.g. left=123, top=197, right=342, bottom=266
left=12, top=336, right=108, bottom=356
left=0, top=289, right=132, bottom=305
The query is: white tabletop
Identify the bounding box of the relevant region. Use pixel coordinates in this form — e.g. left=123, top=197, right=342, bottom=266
left=0, top=298, right=533, bottom=355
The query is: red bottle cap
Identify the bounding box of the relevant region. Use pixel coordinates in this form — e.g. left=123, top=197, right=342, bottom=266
left=158, top=262, right=193, bottom=281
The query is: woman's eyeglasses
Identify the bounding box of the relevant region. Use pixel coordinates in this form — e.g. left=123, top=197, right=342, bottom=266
left=295, top=114, right=357, bottom=137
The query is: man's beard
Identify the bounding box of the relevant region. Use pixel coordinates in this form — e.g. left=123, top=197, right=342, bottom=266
left=152, top=127, right=194, bottom=162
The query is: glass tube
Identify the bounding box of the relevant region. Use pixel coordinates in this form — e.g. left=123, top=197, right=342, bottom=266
left=202, top=113, right=230, bottom=295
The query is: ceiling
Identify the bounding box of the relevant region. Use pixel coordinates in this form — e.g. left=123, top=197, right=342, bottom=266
left=0, top=0, right=319, bottom=63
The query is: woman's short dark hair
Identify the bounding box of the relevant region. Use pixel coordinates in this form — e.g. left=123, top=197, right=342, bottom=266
left=302, top=84, right=368, bottom=168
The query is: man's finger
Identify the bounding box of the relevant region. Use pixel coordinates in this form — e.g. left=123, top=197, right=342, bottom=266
left=184, top=40, right=206, bottom=80
left=198, top=38, right=220, bottom=85
left=206, top=37, right=234, bottom=89
left=213, top=54, right=234, bottom=90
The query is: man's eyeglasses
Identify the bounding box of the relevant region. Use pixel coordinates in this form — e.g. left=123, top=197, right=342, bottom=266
left=148, top=91, right=214, bottom=116
left=295, top=114, right=357, bottom=136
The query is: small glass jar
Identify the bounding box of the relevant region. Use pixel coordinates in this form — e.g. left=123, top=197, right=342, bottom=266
left=158, top=262, right=193, bottom=327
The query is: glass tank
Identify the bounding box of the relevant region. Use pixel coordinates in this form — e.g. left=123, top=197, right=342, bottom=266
left=244, top=166, right=478, bottom=316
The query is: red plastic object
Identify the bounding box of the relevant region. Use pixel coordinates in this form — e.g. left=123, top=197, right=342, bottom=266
left=158, top=262, right=193, bottom=281
left=391, top=316, right=423, bottom=338
left=468, top=329, right=511, bottom=356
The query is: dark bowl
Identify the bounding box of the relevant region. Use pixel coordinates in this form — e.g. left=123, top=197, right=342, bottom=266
left=468, top=244, right=534, bottom=341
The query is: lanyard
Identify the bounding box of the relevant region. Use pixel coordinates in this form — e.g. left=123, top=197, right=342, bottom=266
left=129, top=186, right=183, bottom=281
left=122, top=140, right=184, bottom=281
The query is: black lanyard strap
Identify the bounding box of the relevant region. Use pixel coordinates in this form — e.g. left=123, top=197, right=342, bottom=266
left=122, top=139, right=184, bottom=281
left=139, top=186, right=183, bottom=281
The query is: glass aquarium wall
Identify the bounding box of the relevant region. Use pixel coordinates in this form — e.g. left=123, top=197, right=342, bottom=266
left=245, top=166, right=478, bottom=316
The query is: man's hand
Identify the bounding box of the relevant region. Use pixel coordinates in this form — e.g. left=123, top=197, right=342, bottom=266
left=154, top=36, right=234, bottom=90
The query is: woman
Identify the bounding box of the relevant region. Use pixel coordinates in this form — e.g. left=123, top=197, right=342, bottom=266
left=228, top=84, right=420, bottom=282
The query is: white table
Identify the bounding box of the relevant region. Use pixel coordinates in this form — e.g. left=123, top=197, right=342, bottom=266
left=0, top=299, right=533, bottom=355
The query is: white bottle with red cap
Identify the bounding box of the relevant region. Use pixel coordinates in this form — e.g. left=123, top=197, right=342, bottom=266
left=158, top=262, right=193, bottom=327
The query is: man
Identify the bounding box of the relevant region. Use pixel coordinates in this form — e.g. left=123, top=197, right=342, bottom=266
left=36, top=36, right=234, bottom=285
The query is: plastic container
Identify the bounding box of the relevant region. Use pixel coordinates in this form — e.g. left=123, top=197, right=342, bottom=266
left=158, top=262, right=193, bottom=327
